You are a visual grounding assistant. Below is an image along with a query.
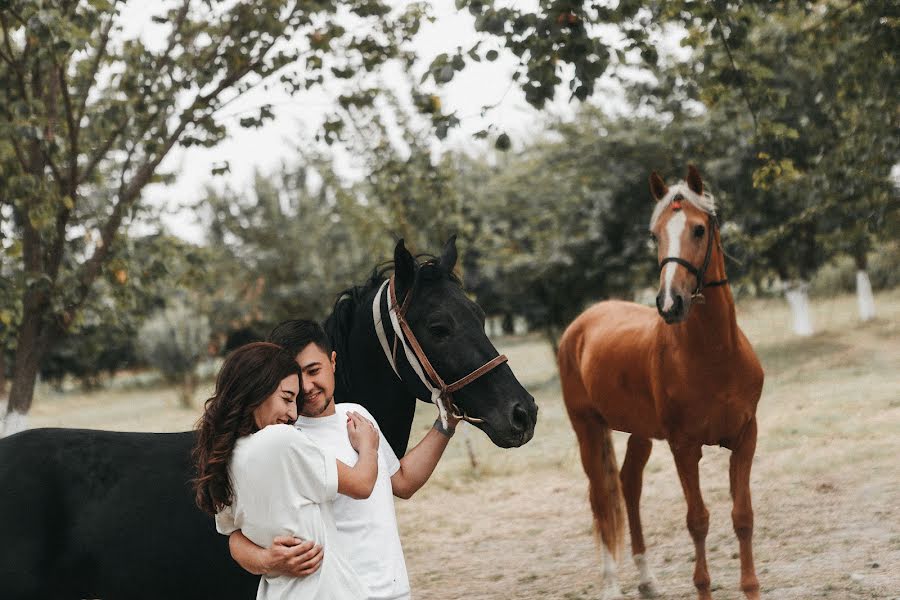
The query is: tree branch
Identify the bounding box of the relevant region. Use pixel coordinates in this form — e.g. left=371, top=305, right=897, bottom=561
left=0, top=45, right=14, bottom=67
left=57, top=62, right=79, bottom=190
left=77, top=118, right=128, bottom=186
left=713, top=17, right=758, bottom=133
left=75, top=16, right=113, bottom=124
left=69, top=26, right=285, bottom=315
left=70, top=113, right=191, bottom=314
left=116, top=140, right=138, bottom=200
left=0, top=12, right=30, bottom=105
left=3, top=122, right=30, bottom=172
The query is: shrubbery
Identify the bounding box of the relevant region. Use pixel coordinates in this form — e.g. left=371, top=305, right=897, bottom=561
left=137, top=303, right=211, bottom=408
left=810, top=243, right=900, bottom=297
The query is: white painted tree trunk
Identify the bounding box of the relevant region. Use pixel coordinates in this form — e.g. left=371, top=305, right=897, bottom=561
left=513, top=315, right=528, bottom=335
left=856, top=270, right=876, bottom=321
left=0, top=406, right=28, bottom=438
left=484, top=316, right=502, bottom=338
left=785, top=282, right=814, bottom=336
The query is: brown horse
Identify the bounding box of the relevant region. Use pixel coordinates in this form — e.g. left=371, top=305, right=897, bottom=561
left=558, top=166, right=764, bottom=600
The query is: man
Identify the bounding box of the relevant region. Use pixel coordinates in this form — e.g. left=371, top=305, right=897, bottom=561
left=226, top=319, right=459, bottom=600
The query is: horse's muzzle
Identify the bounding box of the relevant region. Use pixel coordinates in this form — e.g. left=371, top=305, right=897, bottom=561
left=657, top=293, right=686, bottom=323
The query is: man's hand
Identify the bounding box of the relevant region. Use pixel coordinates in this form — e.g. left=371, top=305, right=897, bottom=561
left=391, top=411, right=458, bottom=499
left=447, top=412, right=461, bottom=430
left=264, top=536, right=324, bottom=577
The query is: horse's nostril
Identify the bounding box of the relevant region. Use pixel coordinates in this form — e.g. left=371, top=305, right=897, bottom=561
left=512, top=403, right=530, bottom=432
left=655, top=293, right=664, bottom=312
left=674, top=295, right=684, bottom=313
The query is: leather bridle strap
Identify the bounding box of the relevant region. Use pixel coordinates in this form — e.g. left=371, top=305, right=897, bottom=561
left=658, top=215, right=727, bottom=301
left=371, top=274, right=508, bottom=428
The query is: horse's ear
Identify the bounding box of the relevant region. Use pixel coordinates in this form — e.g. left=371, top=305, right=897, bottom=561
left=649, top=171, right=668, bottom=202
left=394, top=238, right=416, bottom=296
left=440, top=235, right=458, bottom=272
left=686, top=164, right=703, bottom=195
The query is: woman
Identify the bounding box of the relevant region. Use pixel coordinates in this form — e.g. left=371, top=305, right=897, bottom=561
left=193, top=342, right=378, bottom=599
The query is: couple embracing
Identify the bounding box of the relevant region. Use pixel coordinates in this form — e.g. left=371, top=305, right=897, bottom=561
left=192, top=319, right=459, bottom=599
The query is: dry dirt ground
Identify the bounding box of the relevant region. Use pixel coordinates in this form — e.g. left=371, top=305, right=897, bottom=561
left=29, top=290, right=900, bottom=600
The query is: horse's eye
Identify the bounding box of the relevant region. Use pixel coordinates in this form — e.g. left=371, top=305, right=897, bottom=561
left=428, top=323, right=452, bottom=338
left=648, top=232, right=657, bottom=243
left=693, top=225, right=705, bottom=239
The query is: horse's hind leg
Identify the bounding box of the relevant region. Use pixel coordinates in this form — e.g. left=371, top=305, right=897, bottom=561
left=670, top=442, right=712, bottom=600
left=570, top=414, right=625, bottom=600
left=729, top=418, right=760, bottom=600
left=620, top=435, right=659, bottom=598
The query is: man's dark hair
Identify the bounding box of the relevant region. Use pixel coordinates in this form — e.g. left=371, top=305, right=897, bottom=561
left=267, top=319, right=332, bottom=357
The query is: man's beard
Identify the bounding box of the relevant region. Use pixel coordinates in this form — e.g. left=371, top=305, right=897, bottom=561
left=301, top=392, right=333, bottom=417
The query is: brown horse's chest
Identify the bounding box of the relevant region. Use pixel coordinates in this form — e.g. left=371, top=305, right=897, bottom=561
left=654, top=358, right=760, bottom=446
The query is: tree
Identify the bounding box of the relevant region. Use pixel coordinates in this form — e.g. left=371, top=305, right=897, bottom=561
left=464, top=108, right=708, bottom=351
left=203, top=158, right=381, bottom=329
left=0, top=0, right=424, bottom=433
left=629, top=1, right=898, bottom=331
left=137, top=301, right=210, bottom=408
left=36, top=231, right=216, bottom=390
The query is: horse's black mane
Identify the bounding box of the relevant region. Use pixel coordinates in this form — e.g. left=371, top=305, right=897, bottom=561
left=323, top=253, right=461, bottom=397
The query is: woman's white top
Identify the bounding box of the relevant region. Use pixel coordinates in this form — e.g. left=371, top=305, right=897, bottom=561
left=216, top=424, right=368, bottom=600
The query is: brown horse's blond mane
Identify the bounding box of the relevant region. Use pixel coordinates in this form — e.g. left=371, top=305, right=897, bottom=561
left=649, top=182, right=717, bottom=230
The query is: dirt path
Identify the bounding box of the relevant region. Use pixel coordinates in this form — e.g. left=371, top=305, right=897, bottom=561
left=396, top=292, right=900, bottom=599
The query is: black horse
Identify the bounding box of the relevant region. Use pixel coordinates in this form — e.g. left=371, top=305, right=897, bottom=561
left=0, top=237, right=538, bottom=600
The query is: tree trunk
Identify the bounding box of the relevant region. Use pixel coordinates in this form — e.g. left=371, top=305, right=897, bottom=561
left=784, top=281, right=814, bottom=337
left=852, top=250, right=876, bottom=322
left=4, top=302, right=48, bottom=437
left=855, top=271, right=876, bottom=322
left=0, top=349, right=7, bottom=435
left=543, top=326, right=561, bottom=360
left=0, top=349, right=7, bottom=401
left=178, top=371, right=199, bottom=409
left=502, top=313, right=515, bottom=335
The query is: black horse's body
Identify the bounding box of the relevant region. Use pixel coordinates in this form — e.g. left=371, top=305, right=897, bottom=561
left=0, top=429, right=253, bottom=600
left=0, top=238, right=537, bottom=600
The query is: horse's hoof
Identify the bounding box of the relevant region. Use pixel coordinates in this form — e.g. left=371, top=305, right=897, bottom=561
left=638, top=580, right=660, bottom=598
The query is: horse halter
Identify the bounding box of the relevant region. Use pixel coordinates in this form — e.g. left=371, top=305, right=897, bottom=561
left=658, top=213, right=728, bottom=303
left=372, top=274, right=508, bottom=428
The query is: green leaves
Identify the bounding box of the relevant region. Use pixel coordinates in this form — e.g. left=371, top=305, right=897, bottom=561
left=0, top=0, right=432, bottom=405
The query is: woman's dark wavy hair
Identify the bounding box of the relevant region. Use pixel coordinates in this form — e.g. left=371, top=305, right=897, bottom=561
left=192, top=342, right=302, bottom=515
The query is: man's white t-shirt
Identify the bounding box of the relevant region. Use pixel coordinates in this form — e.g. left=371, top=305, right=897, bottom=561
left=216, top=424, right=367, bottom=600
left=297, top=403, right=411, bottom=600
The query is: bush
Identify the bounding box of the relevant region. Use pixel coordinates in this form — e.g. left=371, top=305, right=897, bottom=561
left=137, top=303, right=211, bottom=407
left=809, top=242, right=900, bottom=297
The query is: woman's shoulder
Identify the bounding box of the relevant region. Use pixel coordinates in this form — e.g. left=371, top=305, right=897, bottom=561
left=243, top=424, right=313, bottom=453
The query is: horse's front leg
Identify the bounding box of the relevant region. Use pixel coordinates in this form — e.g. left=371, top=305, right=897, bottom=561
left=670, top=442, right=712, bottom=600
left=729, top=417, right=760, bottom=599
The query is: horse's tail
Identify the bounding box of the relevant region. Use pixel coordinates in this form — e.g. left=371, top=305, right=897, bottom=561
left=587, top=420, right=625, bottom=561
left=558, top=329, right=625, bottom=561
